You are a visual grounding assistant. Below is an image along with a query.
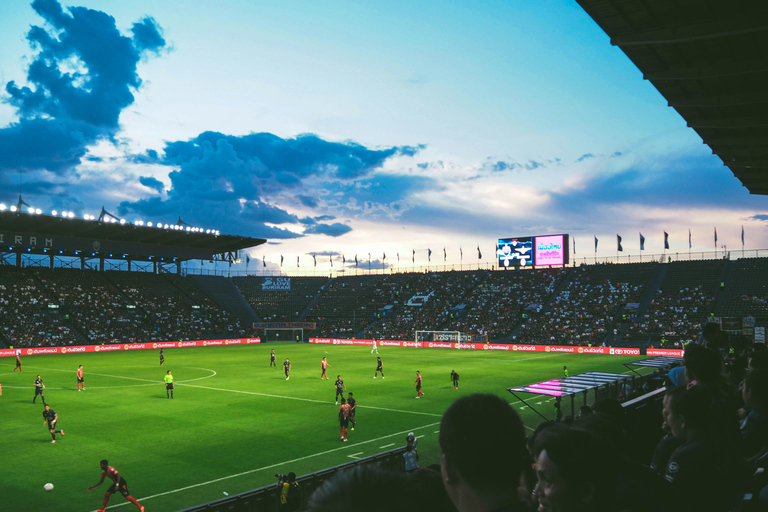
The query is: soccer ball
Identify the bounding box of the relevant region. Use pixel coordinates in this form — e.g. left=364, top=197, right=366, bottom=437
left=44, top=483, right=54, bottom=493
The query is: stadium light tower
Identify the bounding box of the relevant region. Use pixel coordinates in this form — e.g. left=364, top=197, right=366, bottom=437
left=97, top=206, right=121, bottom=223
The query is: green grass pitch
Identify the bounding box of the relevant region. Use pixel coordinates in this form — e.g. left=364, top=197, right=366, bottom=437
left=0, top=344, right=651, bottom=512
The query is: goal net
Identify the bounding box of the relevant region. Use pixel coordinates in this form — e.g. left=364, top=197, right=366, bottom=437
left=264, top=328, right=304, bottom=342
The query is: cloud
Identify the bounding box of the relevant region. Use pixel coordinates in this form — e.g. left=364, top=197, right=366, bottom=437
left=577, top=153, right=595, bottom=162
left=139, top=176, right=164, bottom=193
left=0, top=0, right=166, bottom=175
left=749, top=214, right=768, bottom=222
left=303, top=222, right=352, bottom=237
left=119, top=131, right=421, bottom=237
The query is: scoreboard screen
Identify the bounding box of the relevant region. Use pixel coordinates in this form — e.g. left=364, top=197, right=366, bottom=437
left=497, top=234, right=569, bottom=268
left=497, top=237, right=533, bottom=267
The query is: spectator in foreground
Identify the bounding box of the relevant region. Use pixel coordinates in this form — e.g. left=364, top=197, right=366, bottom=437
left=532, top=426, right=618, bottom=512
left=439, top=394, right=527, bottom=512
left=741, top=368, right=768, bottom=460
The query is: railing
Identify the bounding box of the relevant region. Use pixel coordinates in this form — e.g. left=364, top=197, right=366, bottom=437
left=183, top=249, right=768, bottom=278
left=175, top=446, right=407, bottom=512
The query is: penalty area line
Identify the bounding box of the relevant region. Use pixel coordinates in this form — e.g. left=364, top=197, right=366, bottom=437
left=97, top=421, right=441, bottom=511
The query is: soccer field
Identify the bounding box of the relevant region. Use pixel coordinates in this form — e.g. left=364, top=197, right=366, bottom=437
left=1, top=344, right=650, bottom=512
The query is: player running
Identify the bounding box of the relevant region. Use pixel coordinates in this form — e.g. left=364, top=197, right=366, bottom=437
left=451, top=370, right=460, bottom=389
left=159, top=348, right=165, bottom=367
left=334, top=375, right=346, bottom=404
left=76, top=365, right=85, bottom=391
left=321, top=357, right=331, bottom=380
left=338, top=397, right=350, bottom=441
left=347, top=392, right=357, bottom=430
left=373, top=357, right=384, bottom=379
left=88, top=459, right=145, bottom=512
left=13, top=350, right=22, bottom=372
left=415, top=371, right=424, bottom=398
left=42, top=404, right=64, bottom=443
left=33, top=375, right=46, bottom=405
left=270, top=349, right=276, bottom=368
left=284, top=358, right=291, bottom=380
left=164, top=370, right=174, bottom=399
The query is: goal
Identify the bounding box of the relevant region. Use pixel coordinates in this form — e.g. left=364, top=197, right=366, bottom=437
left=264, top=328, right=305, bottom=343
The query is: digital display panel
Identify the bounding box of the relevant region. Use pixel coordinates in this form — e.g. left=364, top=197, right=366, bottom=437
left=534, top=235, right=566, bottom=266
left=497, top=234, right=569, bottom=268
left=497, top=237, right=533, bottom=267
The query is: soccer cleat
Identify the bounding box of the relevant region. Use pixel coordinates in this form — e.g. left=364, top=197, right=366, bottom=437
left=51, top=440, right=56, bottom=443
left=139, top=507, right=145, bottom=512
left=343, top=438, right=348, bottom=442
left=60, top=431, right=65, bottom=436
left=415, top=396, right=420, bottom=399
left=351, top=427, right=355, bottom=431
left=373, top=376, right=377, bottom=379
left=382, top=376, right=385, bottom=379
left=335, top=401, right=338, bottom=405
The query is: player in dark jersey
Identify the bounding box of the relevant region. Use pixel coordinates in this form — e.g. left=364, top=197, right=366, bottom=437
left=270, top=349, right=276, bottom=368
left=338, top=397, right=350, bottom=441
left=33, top=375, right=46, bottom=405
left=284, top=358, right=291, bottom=380
left=374, top=357, right=384, bottom=378
left=321, top=357, right=331, bottom=380
left=42, top=404, right=64, bottom=443
left=77, top=365, right=85, bottom=391
left=159, top=348, right=164, bottom=367
left=13, top=350, right=22, bottom=372
left=88, top=459, right=144, bottom=512
left=451, top=370, right=460, bottom=389
left=334, top=375, right=346, bottom=404
left=415, top=371, right=423, bottom=398
left=347, top=392, right=357, bottom=430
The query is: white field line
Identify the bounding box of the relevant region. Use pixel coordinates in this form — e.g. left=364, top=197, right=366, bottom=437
left=178, top=382, right=444, bottom=418
left=5, top=366, right=216, bottom=389
left=94, top=421, right=442, bottom=511
left=379, top=443, right=395, bottom=449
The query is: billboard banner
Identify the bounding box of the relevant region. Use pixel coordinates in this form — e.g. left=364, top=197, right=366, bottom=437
left=308, top=339, right=643, bottom=356
left=0, top=338, right=260, bottom=357
left=647, top=348, right=684, bottom=357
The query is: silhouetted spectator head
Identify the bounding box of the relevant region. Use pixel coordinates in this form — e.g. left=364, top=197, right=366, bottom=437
left=532, top=426, right=616, bottom=512
left=578, top=405, right=593, bottom=419
left=439, top=394, right=526, bottom=512
left=743, top=369, right=768, bottom=408
left=683, top=344, right=722, bottom=385
left=593, top=398, right=624, bottom=424
left=748, top=350, right=768, bottom=372
left=663, top=384, right=714, bottom=439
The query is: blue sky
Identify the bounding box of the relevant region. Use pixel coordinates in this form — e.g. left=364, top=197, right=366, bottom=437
left=0, top=0, right=765, bottom=271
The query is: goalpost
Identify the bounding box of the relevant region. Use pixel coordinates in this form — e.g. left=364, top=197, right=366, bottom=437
left=264, top=328, right=304, bottom=342
left=415, top=330, right=463, bottom=346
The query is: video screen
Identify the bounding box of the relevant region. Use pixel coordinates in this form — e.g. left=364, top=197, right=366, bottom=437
left=497, top=237, right=533, bottom=267
left=534, top=235, right=566, bottom=266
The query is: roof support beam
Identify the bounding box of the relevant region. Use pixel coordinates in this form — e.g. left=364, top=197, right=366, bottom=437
left=669, top=91, right=768, bottom=108
left=688, top=116, right=768, bottom=129
left=611, top=17, right=768, bottom=46
left=645, top=60, right=768, bottom=80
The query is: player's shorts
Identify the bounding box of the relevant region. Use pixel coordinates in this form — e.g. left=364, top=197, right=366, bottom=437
left=16, top=361, right=21, bottom=367
left=166, top=383, right=174, bottom=390
left=77, top=377, right=84, bottom=383
left=46, top=421, right=56, bottom=430
left=335, top=388, right=344, bottom=397
left=35, top=387, right=44, bottom=395
left=376, top=366, right=383, bottom=372
left=339, top=418, right=349, bottom=428
left=416, top=385, right=422, bottom=391
left=109, top=479, right=131, bottom=497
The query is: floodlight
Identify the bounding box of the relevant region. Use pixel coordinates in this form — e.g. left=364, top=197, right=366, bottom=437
left=120, top=219, right=126, bottom=225
left=68, top=212, right=75, bottom=218
left=147, top=222, right=153, bottom=227
left=52, top=210, right=58, bottom=216
left=35, top=208, right=42, bottom=214
left=10, top=205, right=17, bottom=212
left=0, top=204, right=6, bottom=210
left=163, top=224, right=169, bottom=229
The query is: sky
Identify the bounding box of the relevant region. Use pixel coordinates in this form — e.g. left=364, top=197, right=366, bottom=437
left=0, top=0, right=766, bottom=273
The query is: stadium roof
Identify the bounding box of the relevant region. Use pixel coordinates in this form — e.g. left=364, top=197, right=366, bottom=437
left=0, top=209, right=266, bottom=263
left=576, top=0, right=768, bottom=194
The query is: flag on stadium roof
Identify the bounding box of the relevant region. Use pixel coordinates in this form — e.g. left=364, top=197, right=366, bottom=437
left=689, top=229, right=692, bottom=249
left=714, top=227, right=718, bottom=247
left=280, top=255, right=284, bottom=267
left=594, top=236, right=598, bottom=253
left=477, top=245, right=482, bottom=259
left=460, top=246, right=463, bottom=260
left=443, top=247, right=446, bottom=261
left=617, top=234, right=623, bottom=252
left=263, top=254, right=266, bottom=267
left=639, top=233, right=645, bottom=251
left=313, top=254, right=316, bottom=267
left=664, top=231, right=669, bottom=250
left=428, top=248, right=432, bottom=261
left=742, top=225, right=745, bottom=246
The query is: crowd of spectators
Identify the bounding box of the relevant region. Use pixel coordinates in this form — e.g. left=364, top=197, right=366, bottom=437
left=516, top=263, right=656, bottom=346
left=0, top=267, right=243, bottom=347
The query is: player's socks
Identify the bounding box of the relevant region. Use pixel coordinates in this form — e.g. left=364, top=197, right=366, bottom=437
left=102, top=494, right=111, bottom=509
left=126, top=495, right=141, bottom=509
